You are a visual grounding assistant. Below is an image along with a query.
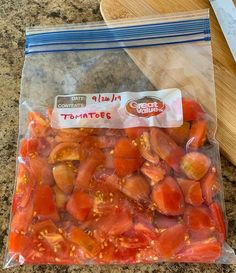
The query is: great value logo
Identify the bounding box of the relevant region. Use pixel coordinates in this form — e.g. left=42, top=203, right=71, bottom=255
left=125, top=96, right=166, bottom=118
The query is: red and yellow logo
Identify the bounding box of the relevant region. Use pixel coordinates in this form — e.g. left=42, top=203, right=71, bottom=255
left=126, top=96, right=166, bottom=118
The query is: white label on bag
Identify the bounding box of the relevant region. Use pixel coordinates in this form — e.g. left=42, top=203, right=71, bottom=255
left=51, top=88, right=183, bottom=129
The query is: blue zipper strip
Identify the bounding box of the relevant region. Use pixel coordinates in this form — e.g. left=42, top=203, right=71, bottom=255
left=25, top=18, right=211, bottom=54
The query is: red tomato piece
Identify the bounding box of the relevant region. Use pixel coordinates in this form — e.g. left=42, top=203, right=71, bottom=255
left=76, top=148, right=105, bottom=188
left=150, top=128, right=185, bottom=172
left=19, top=138, right=39, bottom=158
left=175, top=239, right=221, bottom=262
left=184, top=206, right=214, bottom=231
left=188, top=119, right=207, bottom=149
left=8, top=232, right=30, bottom=254
left=182, top=98, right=205, bottom=121
left=95, top=207, right=133, bottom=236
left=48, top=142, right=81, bottom=163
left=154, top=214, right=179, bottom=229
left=141, top=162, right=166, bottom=184
left=33, top=184, right=59, bottom=221
left=201, top=168, right=221, bottom=205
left=67, top=226, right=100, bottom=257
left=29, top=157, right=54, bottom=185
left=122, top=174, right=150, bottom=201
left=11, top=199, right=33, bottom=232
left=66, top=191, right=93, bottom=221
left=210, top=202, right=226, bottom=244
left=152, top=177, right=185, bottom=216
left=125, top=127, right=149, bottom=139
left=113, top=138, right=144, bottom=177
left=15, top=164, right=34, bottom=208
left=158, top=224, right=188, bottom=259
left=165, top=122, right=190, bottom=146
left=177, top=178, right=204, bottom=206
left=53, top=163, right=75, bottom=194
left=181, top=152, right=211, bottom=180
left=28, top=111, right=49, bottom=137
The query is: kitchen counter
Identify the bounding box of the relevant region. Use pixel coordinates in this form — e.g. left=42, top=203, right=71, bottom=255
left=0, top=0, right=235, bottom=272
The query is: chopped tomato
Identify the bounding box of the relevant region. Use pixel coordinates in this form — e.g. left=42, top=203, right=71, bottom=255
left=53, top=186, right=68, bottom=210
left=158, top=224, right=188, bottom=259
left=15, top=164, right=34, bottom=208
left=165, top=122, right=190, bottom=146
left=95, top=207, right=133, bottom=236
left=188, top=119, right=207, bottom=149
left=28, top=111, right=49, bottom=137
left=67, top=226, right=100, bottom=257
left=201, top=168, right=221, bottom=205
left=152, top=177, right=185, bottom=216
left=177, top=178, right=204, bottom=206
left=91, top=135, right=119, bottom=148
left=122, top=174, right=150, bottom=201
left=19, top=138, right=39, bottom=158
left=29, top=157, right=54, bottom=185
left=11, top=199, right=33, bottom=232
left=33, top=184, right=59, bottom=221
left=175, top=239, right=221, bottom=262
left=53, top=163, right=75, bottom=194
left=150, top=128, right=184, bottom=172
left=182, top=98, right=205, bottom=121
left=184, top=206, right=214, bottom=231
left=55, top=128, right=89, bottom=143
left=154, top=214, right=179, bottom=229
left=113, top=138, right=144, bottom=177
left=125, top=127, right=149, bottom=139
left=137, top=132, right=160, bottom=164
left=8, top=232, right=30, bottom=253
left=76, top=148, right=105, bottom=188
left=66, top=190, right=93, bottom=221
left=181, top=152, right=211, bottom=180
left=210, top=202, right=226, bottom=244
left=141, top=162, right=166, bottom=184
left=48, top=142, right=80, bottom=163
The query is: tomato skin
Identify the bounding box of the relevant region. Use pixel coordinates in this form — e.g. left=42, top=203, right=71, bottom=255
left=152, top=177, right=185, bottom=216
left=165, top=122, right=190, bottom=146
left=150, top=128, right=184, bottom=172
left=122, top=174, right=150, bottom=201
left=175, top=239, right=221, bottom=262
left=184, top=205, right=214, bottom=231
left=66, top=191, right=93, bottom=221
left=201, top=168, right=221, bottom=205
left=188, top=119, right=207, bottom=149
left=67, top=226, right=100, bottom=257
left=158, top=224, right=188, bottom=259
left=154, top=214, right=179, bottom=229
left=182, top=98, right=205, bottom=121
left=210, top=202, right=226, bottom=244
left=177, top=178, right=204, bottom=206
left=125, top=127, right=149, bottom=139
left=181, top=152, right=211, bottom=180
left=33, top=184, right=59, bottom=221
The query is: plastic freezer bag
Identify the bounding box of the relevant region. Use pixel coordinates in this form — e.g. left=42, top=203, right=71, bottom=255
left=4, top=10, right=236, bottom=267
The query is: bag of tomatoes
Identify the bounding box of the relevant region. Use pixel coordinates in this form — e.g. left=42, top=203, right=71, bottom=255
left=4, top=10, right=236, bottom=267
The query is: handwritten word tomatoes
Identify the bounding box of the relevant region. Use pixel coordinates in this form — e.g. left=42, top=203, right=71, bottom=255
left=8, top=98, right=226, bottom=265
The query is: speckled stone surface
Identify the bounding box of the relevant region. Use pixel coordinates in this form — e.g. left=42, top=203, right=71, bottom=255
left=0, top=0, right=236, bottom=272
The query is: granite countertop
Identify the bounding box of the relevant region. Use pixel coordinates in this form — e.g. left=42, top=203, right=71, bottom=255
left=0, top=0, right=236, bottom=272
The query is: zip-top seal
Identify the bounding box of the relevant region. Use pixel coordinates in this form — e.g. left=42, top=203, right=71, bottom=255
left=25, top=10, right=211, bottom=54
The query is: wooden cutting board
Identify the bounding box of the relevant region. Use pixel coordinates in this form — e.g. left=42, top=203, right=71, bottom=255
left=100, top=0, right=236, bottom=165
